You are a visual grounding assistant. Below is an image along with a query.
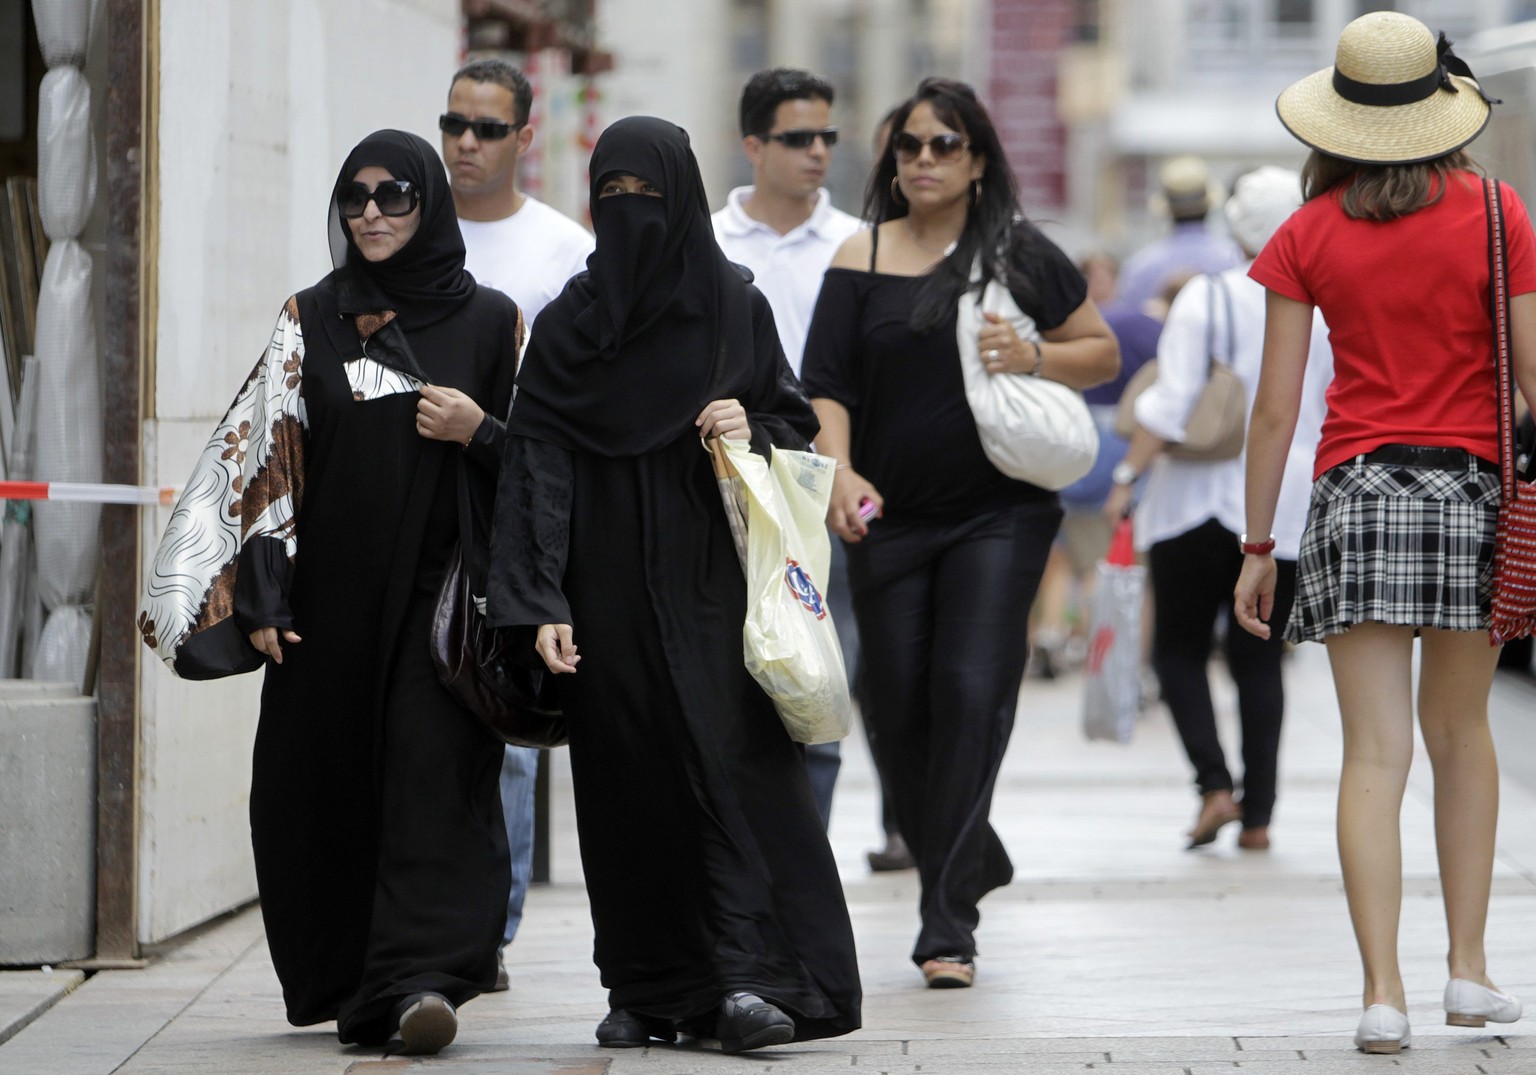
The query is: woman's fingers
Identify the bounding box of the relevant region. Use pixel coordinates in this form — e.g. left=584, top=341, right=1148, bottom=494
left=248, top=627, right=302, bottom=664
left=1233, top=561, right=1276, bottom=639
left=536, top=624, right=580, bottom=674
left=696, top=399, right=750, bottom=440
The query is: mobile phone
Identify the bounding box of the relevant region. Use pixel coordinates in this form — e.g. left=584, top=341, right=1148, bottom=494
left=857, top=497, right=879, bottom=524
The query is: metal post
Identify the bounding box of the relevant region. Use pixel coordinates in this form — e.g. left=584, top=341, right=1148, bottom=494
left=95, top=0, right=151, bottom=962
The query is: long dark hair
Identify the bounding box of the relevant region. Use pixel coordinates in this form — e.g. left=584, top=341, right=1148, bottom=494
left=863, top=77, right=1046, bottom=333
left=1300, top=148, right=1479, bottom=221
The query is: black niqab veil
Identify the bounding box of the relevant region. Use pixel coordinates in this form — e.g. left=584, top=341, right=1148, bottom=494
left=511, top=116, right=755, bottom=457
left=324, top=129, right=474, bottom=337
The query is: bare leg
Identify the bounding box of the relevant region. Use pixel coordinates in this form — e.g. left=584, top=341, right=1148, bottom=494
left=1416, top=628, right=1503, bottom=990
left=1323, top=623, right=1417, bottom=1012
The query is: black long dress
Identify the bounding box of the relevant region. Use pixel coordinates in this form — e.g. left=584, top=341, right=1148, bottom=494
left=240, top=280, right=518, bottom=1045
left=237, top=131, right=517, bottom=1046
left=488, top=284, right=860, bottom=1038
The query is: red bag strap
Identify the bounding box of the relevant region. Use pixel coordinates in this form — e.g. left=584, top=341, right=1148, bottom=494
left=1485, top=177, right=1514, bottom=501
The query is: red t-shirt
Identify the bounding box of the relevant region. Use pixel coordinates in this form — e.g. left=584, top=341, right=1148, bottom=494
left=1250, top=172, right=1536, bottom=478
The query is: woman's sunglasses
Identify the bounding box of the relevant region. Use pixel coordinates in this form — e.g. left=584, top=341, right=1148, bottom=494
left=335, top=180, right=420, bottom=219
left=763, top=127, right=839, bottom=149
left=438, top=112, right=520, bottom=141
left=893, top=132, right=970, bottom=163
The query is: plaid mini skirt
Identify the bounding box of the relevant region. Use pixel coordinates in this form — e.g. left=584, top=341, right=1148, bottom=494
left=1286, top=450, right=1500, bottom=643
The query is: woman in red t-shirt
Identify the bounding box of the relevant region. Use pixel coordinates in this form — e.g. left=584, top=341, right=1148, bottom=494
left=1235, top=12, right=1536, bottom=1056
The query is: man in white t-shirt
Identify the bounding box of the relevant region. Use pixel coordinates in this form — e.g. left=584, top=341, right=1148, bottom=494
left=442, top=59, right=595, bottom=328
left=712, top=68, right=863, bottom=832
left=439, top=58, right=594, bottom=991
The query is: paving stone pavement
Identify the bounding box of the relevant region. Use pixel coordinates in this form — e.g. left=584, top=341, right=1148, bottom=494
left=3, top=645, right=1534, bottom=1074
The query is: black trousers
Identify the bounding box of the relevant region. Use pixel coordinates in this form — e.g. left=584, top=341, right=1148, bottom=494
left=1148, top=518, right=1297, bottom=829
left=848, top=500, right=1059, bottom=963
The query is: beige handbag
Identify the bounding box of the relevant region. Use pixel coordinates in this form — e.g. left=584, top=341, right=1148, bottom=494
left=1115, top=274, right=1246, bottom=461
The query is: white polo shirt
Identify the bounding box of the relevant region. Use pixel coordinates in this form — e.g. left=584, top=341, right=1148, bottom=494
left=712, top=186, right=862, bottom=375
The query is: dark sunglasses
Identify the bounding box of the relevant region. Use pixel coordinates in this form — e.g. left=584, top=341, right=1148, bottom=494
left=892, top=131, right=970, bottom=163
left=438, top=112, right=520, bottom=140
left=335, top=180, right=420, bottom=219
left=763, top=127, right=839, bottom=149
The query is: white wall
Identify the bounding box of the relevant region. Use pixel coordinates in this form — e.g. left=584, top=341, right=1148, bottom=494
left=595, top=0, right=736, bottom=204
left=141, top=0, right=460, bottom=946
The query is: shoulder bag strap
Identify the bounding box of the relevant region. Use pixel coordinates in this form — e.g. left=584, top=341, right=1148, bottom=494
left=1201, top=273, right=1220, bottom=377
left=1485, top=177, right=1515, bottom=501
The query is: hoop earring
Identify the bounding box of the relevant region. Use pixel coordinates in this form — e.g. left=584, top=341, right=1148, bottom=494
left=972, top=177, right=983, bottom=204
left=890, top=176, right=906, bottom=206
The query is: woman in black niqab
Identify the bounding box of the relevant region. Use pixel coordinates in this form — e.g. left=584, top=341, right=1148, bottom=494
left=488, top=116, right=861, bottom=1052
left=185, top=129, right=523, bottom=1056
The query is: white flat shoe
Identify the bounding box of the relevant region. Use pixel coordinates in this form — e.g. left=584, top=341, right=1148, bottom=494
left=1445, top=979, right=1523, bottom=1027
left=1354, top=1004, right=1411, bottom=1054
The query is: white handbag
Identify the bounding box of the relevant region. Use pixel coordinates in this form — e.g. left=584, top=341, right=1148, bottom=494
left=954, top=269, right=1097, bottom=490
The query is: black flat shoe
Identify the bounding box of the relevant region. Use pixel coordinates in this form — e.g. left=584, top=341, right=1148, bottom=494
left=385, top=992, right=457, bottom=1056
left=595, top=1008, right=676, bottom=1048
left=717, top=992, right=795, bottom=1054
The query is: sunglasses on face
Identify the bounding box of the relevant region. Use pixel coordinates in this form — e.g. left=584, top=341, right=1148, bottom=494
left=438, top=112, right=520, bottom=140
left=764, top=127, right=839, bottom=149
left=335, top=180, right=420, bottom=219
left=893, top=131, right=970, bottom=163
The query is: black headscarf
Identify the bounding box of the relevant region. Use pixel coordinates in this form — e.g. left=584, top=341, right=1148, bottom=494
left=511, top=116, right=755, bottom=457
left=324, top=129, right=474, bottom=337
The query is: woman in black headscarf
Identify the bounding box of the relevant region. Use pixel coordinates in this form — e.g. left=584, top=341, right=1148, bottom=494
left=144, top=130, right=521, bottom=1055
left=487, top=116, right=861, bottom=1054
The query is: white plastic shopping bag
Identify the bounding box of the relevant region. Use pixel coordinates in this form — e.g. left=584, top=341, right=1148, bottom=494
left=712, top=437, right=853, bottom=745
left=1081, top=518, right=1144, bottom=744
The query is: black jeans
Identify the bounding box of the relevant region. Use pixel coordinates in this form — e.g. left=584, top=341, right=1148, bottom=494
left=1148, top=518, right=1296, bottom=829
left=848, top=500, right=1060, bottom=963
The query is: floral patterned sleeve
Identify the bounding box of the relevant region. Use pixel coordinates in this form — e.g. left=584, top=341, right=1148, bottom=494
left=138, top=297, right=309, bottom=679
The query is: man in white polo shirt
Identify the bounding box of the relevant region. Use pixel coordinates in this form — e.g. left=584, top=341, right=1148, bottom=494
left=439, top=58, right=594, bottom=991
left=712, top=67, right=862, bottom=830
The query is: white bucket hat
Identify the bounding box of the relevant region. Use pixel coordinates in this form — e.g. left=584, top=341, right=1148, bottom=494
left=1276, top=11, right=1496, bottom=165
left=1224, top=166, right=1303, bottom=255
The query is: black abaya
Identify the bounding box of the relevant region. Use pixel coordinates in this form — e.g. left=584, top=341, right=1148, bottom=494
left=248, top=284, right=519, bottom=1044
left=488, top=287, right=861, bottom=1041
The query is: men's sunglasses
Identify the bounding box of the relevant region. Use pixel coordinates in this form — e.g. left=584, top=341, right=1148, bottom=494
left=335, top=180, right=420, bottom=219
left=893, top=132, right=970, bottom=163
left=438, top=112, right=520, bottom=141
left=763, top=127, right=839, bottom=149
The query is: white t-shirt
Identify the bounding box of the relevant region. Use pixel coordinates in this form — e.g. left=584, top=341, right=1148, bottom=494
left=712, top=186, right=862, bottom=375
left=458, top=195, right=595, bottom=329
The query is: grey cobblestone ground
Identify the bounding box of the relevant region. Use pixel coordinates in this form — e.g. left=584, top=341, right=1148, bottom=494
left=4, top=645, right=1534, bottom=1074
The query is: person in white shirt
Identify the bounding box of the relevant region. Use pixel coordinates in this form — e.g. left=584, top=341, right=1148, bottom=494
left=711, top=68, right=863, bottom=835
left=442, top=59, right=595, bottom=328
left=439, top=58, right=595, bottom=991
left=1104, top=167, right=1332, bottom=853
left=712, top=68, right=862, bottom=377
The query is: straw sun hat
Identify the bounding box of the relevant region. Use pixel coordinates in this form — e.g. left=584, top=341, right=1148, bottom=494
left=1276, top=11, right=1497, bottom=165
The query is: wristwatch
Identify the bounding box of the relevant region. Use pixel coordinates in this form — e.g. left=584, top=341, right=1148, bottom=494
left=1111, top=462, right=1139, bottom=486
left=1239, top=534, right=1276, bottom=555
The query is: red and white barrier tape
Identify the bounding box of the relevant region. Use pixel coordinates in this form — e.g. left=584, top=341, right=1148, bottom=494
left=0, top=481, right=179, bottom=506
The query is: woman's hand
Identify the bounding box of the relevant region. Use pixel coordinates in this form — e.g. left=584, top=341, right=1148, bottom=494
left=1233, top=555, right=1278, bottom=639
left=977, top=311, right=1033, bottom=376
left=417, top=384, right=485, bottom=445
left=696, top=398, right=751, bottom=441
left=249, top=627, right=302, bottom=664
left=535, top=624, right=580, bottom=674
left=828, top=467, right=882, bottom=543
left=1103, top=481, right=1135, bottom=525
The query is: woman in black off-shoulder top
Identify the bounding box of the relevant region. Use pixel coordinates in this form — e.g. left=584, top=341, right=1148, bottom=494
left=801, top=78, right=1118, bottom=988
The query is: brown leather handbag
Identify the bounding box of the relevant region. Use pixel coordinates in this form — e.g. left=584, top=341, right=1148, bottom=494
left=1115, top=274, right=1247, bottom=461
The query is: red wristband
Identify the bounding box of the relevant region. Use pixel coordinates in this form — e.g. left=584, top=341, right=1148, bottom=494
left=1239, top=534, right=1276, bottom=555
